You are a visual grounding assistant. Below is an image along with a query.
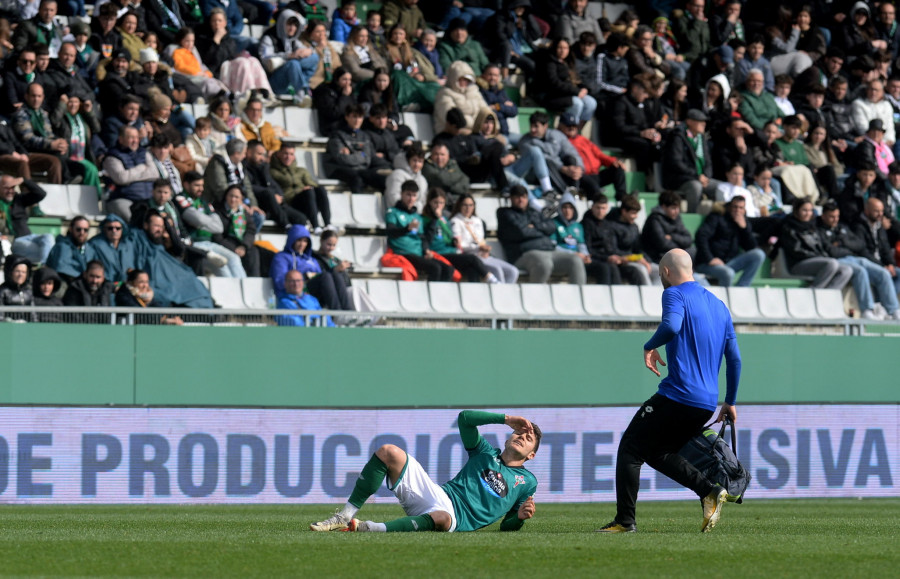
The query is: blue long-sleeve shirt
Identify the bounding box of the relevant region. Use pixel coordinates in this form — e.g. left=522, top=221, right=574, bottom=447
left=644, top=281, right=741, bottom=410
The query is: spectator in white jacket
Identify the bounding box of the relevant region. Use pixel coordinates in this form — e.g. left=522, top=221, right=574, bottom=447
left=450, top=193, right=519, bottom=283
left=384, top=144, right=427, bottom=211
left=851, top=80, right=896, bottom=146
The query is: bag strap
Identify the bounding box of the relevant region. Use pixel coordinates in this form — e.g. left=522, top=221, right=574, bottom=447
left=717, top=416, right=738, bottom=455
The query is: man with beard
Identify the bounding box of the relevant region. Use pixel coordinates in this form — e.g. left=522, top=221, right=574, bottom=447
left=47, top=215, right=94, bottom=282
left=62, top=259, right=115, bottom=306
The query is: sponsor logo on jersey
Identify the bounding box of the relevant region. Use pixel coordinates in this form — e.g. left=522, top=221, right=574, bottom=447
left=514, top=475, right=526, bottom=488
left=479, top=469, right=508, bottom=498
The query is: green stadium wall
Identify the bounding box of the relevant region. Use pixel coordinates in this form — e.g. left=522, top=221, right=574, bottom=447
left=2, top=325, right=897, bottom=406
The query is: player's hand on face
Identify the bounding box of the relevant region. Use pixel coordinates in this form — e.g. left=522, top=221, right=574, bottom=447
left=505, top=415, right=533, bottom=434
left=644, top=348, right=666, bottom=377
left=518, top=496, right=535, bottom=520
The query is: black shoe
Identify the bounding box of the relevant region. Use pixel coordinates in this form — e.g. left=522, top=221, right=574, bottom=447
left=595, top=520, right=636, bottom=533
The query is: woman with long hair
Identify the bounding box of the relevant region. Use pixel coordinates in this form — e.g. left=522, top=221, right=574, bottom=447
left=422, top=189, right=498, bottom=283
left=195, top=8, right=274, bottom=98
left=301, top=19, right=343, bottom=90
left=384, top=24, right=440, bottom=111
left=780, top=199, right=852, bottom=288
left=537, top=37, right=596, bottom=126
left=341, top=24, right=388, bottom=84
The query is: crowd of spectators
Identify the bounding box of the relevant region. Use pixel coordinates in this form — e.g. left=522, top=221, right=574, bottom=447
left=0, top=0, right=899, bottom=320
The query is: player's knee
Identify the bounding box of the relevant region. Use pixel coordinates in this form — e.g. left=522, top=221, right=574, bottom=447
left=430, top=511, right=452, bottom=532
left=375, top=444, right=405, bottom=465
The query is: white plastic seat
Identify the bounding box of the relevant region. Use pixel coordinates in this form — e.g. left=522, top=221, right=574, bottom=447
left=551, top=284, right=586, bottom=316
left=705, top=285, right=730, bottom=309
left=263, top=106, right=285, bottom=129
left=197, top=276, right=210, bottom=289
left=314, top=151, right=342, bottom=185
left=429, top=282, right=464, bottom=314
left=350, top=278, right=367, bottom=292
left=328, top=192, right=355, bottom=228
left=351, top=193, right=385, bottom=228
left=459, top=283, right=495, bottom=314
left=67, top=185, right=102, bottom=219
left=640, top=285, right=664, bottom=318
left=192, top=103, right=209, bottom=119
left=581, top=285, right=614, bottom=316
left=38, top=184, right=72, bottom=218
left=728, top=287, right=762, bottom=320
left=814, top=288, right=847, bottom=319
left=490, top=284, right=524, bottom=315
left=611, top=285, right=644, bottom=317
left=786, top=287, right=819, bottom=319
left=397, top=281, right=433, bottom=312
left=352, top=236, right=386, bottom=272
left=284, top=107, right=327, bottom=143
left=757, top=287, right=790, bottom=319
left=485, top=239, right=507, bottom=261
left=402, top=112, right=435, bottom=143
left=241, top=277, right=274, bottom=309
left=334, top=234, right=355, bottom=263
left=476, top=197, right=500, bottom=232
left=259, top=233, right=287, bottom=251
left=366, top=279, right=401, bottom=312
left=521, top=284, right=556, bottom=315
left=208, top=277, right=247, bottom=309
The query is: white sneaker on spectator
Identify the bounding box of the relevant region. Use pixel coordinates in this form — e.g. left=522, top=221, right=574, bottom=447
left=206, top=252, right=228, bottom=269
left=890, top=311, right=900, bottom=321
left=862, top=309, right=880, bottom=320
left=312, top=226, right=324, bottom=235
left=324, top=224, right=346, bottom=235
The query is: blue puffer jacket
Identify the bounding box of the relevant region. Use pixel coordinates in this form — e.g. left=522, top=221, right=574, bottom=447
left=270, top=224, right=322, bottom=294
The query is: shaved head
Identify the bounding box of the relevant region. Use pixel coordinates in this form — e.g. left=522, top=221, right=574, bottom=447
left=659, top=249, right=694, bottom=288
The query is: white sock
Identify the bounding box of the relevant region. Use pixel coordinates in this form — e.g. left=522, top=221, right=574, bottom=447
left=367, top=521, right=387, bottom=532
left=340, top=503, right=358, bottom=519
left=486, top=273, right=500, bottom=284
left=540, top=176, right=553, bottom=192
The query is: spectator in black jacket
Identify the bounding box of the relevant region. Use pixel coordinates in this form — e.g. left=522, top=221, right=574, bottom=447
left=694, top=196, right=766, bottom=287
left=580, top=194, right=623, bottom=284
left=497, top=185, right=586, bottom=284
left=0, top=176, right=55, bottom=264
left=535, top=37, right=597, bottom=125
left=481, top=0, right=541, bottom=79
left=838, top=162, right=893, bottom=226
left=852, top=197, right=900, bottom=302
left=313, top=67, right=358, bottom=136
left=662, top=109, right=721, bottom=212
left=641, top=191, right=696, bottom=263
left=363, top=103, right=402, bottom=164
left=433, top=107, right=510, bottom=191
left=609, top=78, right=662, bottom=172
left=607, top=195, right=657, bottom=285
left=0, top=121, right=64, bottom=192
left=781, top=199, right=853, bottom=289
left=0, top=256, right=35, bottom=322
left=62, top=259, right=116, bottom=306
left=323, top=104, right=391, bottom=193
left=244, top=140, right=304, bottom=228
left=2, top=48, right=39, bottom=116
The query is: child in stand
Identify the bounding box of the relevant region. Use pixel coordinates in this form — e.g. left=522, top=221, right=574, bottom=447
left=330, top=0, right=359, bottom=43
left=186, top=116, right=217, bottom=171
left=169, top=27, right=229, bottom=98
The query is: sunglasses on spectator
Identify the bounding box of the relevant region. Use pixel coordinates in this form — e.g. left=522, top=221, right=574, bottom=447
left=106, top=226, right=122, bottom=231
left=72, top=227, right=89, bottom=232
left=19, top=59, right=35, bottom=65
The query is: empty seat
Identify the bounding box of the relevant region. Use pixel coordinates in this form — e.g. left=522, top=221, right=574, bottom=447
left=772, top=248, right=813, bottom=281
left=485, top=239, right=508, bottom=261
left=611, top=285, right=644, bottom=317
left=314, top=151, right=343, bottom=186
left=551, top=284, right=586, bottom=316
left=259, top=233, right=287, bottom=250
left=459, top=283, right=495, bottom=314
left=351, top=236, right=384, bottom=272
left=208, top=277, right=247, bottom=309
left=640, top=285, right=664, bottom=318
left=814, top=288, right=847, bottom=319
left=241, top=277, right=274, bottom=309
left=39, top=184, right=72, bottom=218
left=197, top=276, right=210, bottom=289
left=757, top=287, right=790, bottom=319
left=397, top=281, right=432, bottom=312
left=490, top=284, right=524, bottom=315
left=429, top=282, right=464, bottom=314
left=477, top=197, right=500, bottom=232
left=705, top=285, right=729, bottom=309
left=786, top=288, right=818, bottom=319
left=263, top=106, right=285, bottom=128
left=366, top=279, right=401, bottom=311
left=581, top=285, right=614, bottom=316
left=68, top=185, right=102, bottom=219
left=335, top=233, right=356, bottom=263
left=192, top=103, right=209, bottom=118
left=351, top=193, right=385, bottom=228
left=402, top=112, right=435, bottom=143
left=521, top=284, right=555, bottom=315
left=328, top=192, right=355, bottom=228
left=350, top=278, right=367, bottom=292
left=284, top=107, right=326, bottom=143
left=727, top=287, right=762, bottom=319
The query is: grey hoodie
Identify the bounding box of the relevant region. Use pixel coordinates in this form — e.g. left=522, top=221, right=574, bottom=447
left=260, top=9, right=307, bottom=61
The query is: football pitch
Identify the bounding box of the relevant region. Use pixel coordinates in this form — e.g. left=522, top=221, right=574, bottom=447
left=1, top=500, right=897, bottom=577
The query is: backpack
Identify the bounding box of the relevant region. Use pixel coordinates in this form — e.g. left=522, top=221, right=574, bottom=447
left=678, top=417, right=751, bottom=504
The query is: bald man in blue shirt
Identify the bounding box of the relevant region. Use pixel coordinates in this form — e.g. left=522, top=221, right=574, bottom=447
left=598, top=248, right=741, bottom=534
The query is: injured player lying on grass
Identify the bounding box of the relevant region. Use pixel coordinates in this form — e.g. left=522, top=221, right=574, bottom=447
left=310, top=410, right=541, bottom=532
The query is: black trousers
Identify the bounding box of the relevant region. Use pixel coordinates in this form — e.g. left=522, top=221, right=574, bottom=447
left=404, top=254, right=454, bottom=281
left=255, top=188, right=305, bottom=228
left=583, top=166, right=628, bottom=201
left=328, top=166, right=388, bottom=193
left=442, top=252, right=488, bottom=282
left=307, top=271, right=351, bottom=311
left=615, top=393, right=715, bottom=526
left=288, top=186, right=331, bottom=228
left=585, top=260, right=621, bottom=284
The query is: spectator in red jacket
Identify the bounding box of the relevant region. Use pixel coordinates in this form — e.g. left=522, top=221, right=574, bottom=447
left=558, top=114, right=627, bottom=201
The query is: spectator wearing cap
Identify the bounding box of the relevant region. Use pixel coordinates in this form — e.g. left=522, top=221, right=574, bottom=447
left=437, top=18, right=489, bottom=77
left=740, top=68, right=784, bottom=133
left=103, top=125, right=159, bottom=222
left=687, top=44, right=735, bottom=106
left=661, top=109, right=721, bottom=212
left=97, top=48, right=137, bottom=117
left=433, top=61, right=491, bottom=134
left=855, top=119, right=896, bottom=179
left=554, top=0, right=603, bottom=45
left=851, top=80, right=896, bottom=149
left=497, top=185, right=587, bottom=284
left=672, top=0, right=711, bottom=63
left=558, top=114, right=627, bottom=201
left=12, top=0, right=66, bottom=57
left=735, top=35, right=774, bottom=94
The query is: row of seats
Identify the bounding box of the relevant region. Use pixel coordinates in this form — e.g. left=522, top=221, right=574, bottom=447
left=34, top=184, right=102, bottom=221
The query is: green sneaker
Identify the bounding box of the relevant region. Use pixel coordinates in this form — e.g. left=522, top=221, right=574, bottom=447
left=701, top=487, right=727, bottom=532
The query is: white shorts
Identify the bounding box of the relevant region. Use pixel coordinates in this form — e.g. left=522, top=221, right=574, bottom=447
left=388, top=453, right=458, bottom=532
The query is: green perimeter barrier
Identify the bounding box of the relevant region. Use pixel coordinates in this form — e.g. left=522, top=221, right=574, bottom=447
left=2, top=324, right=898, bottom=406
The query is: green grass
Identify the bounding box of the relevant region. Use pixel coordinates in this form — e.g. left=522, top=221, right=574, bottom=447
left=1, top=500, right=898, bottom=577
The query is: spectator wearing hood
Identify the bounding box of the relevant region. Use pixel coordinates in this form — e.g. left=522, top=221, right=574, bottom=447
left=276, top=269, right=335, bottom=327
left=47, top=216, right=93, bottom=282
left=0, top=175, right=55, bottom=265
left=0, top=256, right=35, bottom=321
left=837, top=1, right=883, bottom=60
left=697, top=73, right=733, bottom=137
left=62, top=259, right=116, bottom=307
left=87, top=214, right=137, bottom=283
left=554, top=0, right=603, bottom=45
left=433, top=60, right=491, bottom=135
left=687, top=45, right=735, bottom=107
left=270, top=223, right=351, bottom=311
left=32, top=266, right=64, bottom=322
left=477, top=64, right=518, bottom=139
left=260, top=9, right=320, bottom=97
left=553, top=192, right=619, bottom=284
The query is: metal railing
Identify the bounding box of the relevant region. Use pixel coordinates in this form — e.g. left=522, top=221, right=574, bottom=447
left=0, top=306, right=896, bottom=336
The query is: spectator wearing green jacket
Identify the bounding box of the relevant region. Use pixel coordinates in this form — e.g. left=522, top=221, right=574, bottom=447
left=672, top=0, right=711, bottom=63
left=384, top=179, right=455, bottom=280
left=437, top=18, right=489, bottom=76
left=421, top=142, right=470, bottom=206
left=740, top=69, right=784, bottom=132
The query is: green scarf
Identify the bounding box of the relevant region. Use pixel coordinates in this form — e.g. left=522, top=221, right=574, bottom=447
left=688, top=132, right=705, bottom=175
left=28, top=107, right=47, bottom=137
left=0, top=198, right=14, bottom=236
